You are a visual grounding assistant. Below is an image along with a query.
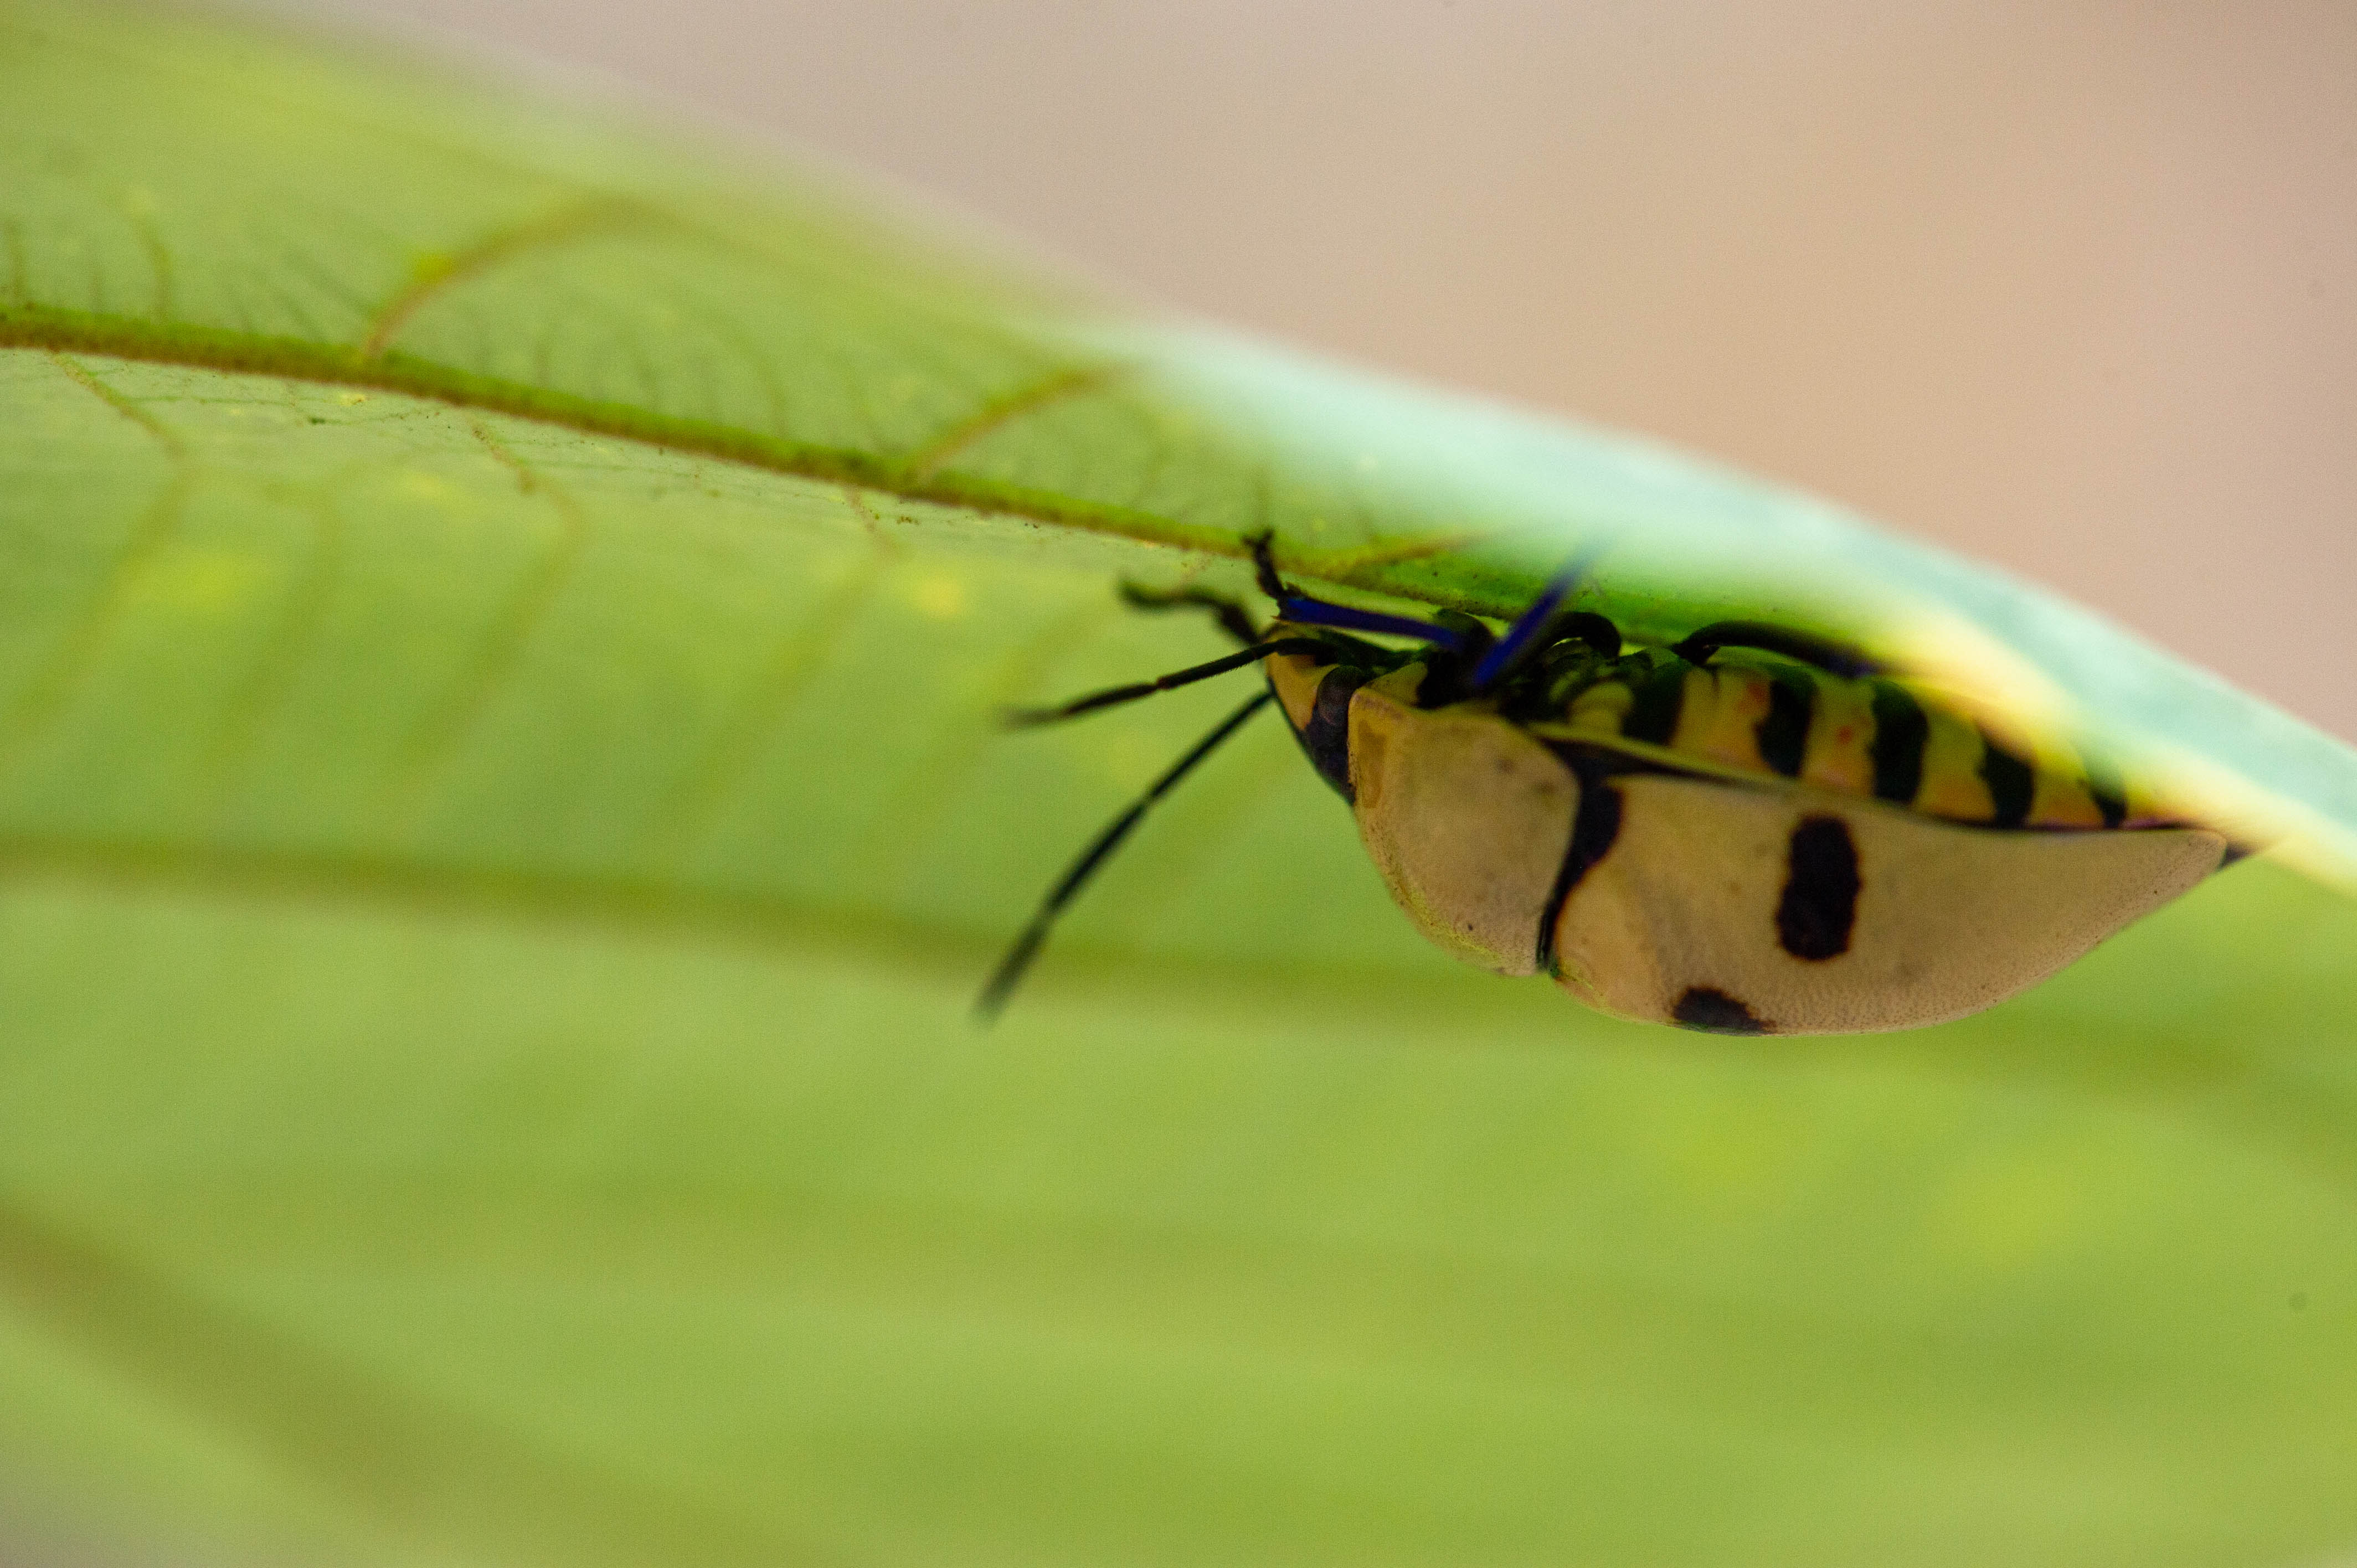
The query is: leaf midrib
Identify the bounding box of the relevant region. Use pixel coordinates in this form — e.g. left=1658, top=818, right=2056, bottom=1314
left=1, top=305, right=1225, bottom=549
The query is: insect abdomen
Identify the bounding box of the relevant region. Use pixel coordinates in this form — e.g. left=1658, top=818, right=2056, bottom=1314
left=1559, top=653, right=2159, bottom=831
left=1548, top=773, right=2229, bottom=1034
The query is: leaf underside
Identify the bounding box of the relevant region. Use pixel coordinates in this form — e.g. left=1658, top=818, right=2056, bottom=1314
left=1, top=4, right=2356, bottom=1567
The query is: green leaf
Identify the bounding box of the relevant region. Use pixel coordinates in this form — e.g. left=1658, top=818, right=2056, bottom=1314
left=1, top=3, right=2355, bottom=1566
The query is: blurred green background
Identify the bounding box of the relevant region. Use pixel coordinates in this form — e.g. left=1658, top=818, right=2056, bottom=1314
left=2, top=4, right=2355, bottom=1566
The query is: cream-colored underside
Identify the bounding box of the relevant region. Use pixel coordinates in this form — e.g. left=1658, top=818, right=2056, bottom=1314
left=1264, top=638, right=1329, bottom=733
left=1306, top=661, right=2223, bottom=1034
left=1553, top=773, right=2225, bottom=1033
left=1347, top=670, right=1574, bottom=976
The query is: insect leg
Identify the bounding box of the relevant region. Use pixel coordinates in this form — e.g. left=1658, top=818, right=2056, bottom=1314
left=1468, top=546, right=1607, bottom=692
left=1117, top=581, right=1263, bottom=647
left=1004, top=636, right=1335, bottom=726
left=1670, top=621, right=1883, bottom=679
left=976, top=689, right=1275, bottom=1022
left=1245, top=529, right=1472, bottom=649
left=1560, top=611, right=1622, bottom=659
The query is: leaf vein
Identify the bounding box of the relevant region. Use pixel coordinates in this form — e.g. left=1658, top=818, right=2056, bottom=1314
left=0, top=471, right=192, bottom=770
left=0, top=312, right=1479, bottom=607
left=376, top=419, right=590, bottom=829
left=637, top=524, right=901, bottom=869
left=196, top=481, right=352, bottom=812
left=900, top=362, right=1123, bottom=483
left=358, top=195, right=656, bottom=360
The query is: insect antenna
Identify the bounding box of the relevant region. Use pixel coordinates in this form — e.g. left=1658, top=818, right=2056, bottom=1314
left=976, top=689, right=1275, bottom=1022
left=1005, top=636, right=1334, bottom=726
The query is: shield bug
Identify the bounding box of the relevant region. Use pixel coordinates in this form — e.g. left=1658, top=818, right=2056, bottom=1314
left=979, top=535, right=2230, bottom=1033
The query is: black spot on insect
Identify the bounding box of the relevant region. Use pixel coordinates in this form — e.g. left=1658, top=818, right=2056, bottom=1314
left=1978, top=733, right=2035, bottom=828
left=1622, top=659, right=1687, bottom=746
left=1533, top=775, right=1624, bottom=972
left=1776, top=815, right=1860, bottom=961
left=1869, top=683, right=1927, bottom=805
left=1755, top=669, right=1813, bottom=778
left=1673, top=987, right=1771, bottom=1034
left=1294, top=665, right=1370, bottom=800
left=2080, top=755, right=2129, bottom=829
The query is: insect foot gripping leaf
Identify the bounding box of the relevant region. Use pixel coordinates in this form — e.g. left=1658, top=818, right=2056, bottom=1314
left=991, top=537, right=2241, bottom=1033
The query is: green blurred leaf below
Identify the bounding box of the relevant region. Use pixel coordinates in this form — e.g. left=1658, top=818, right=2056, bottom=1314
left=2, top=2, right=2356, bottom=1565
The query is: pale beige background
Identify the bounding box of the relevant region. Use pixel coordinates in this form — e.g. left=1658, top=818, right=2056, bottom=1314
left=300, top=0, right=2357, bottom=741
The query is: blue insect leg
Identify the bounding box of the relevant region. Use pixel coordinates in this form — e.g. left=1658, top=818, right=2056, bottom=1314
left=1469, top=548, right=1604, bottom=692
left=1246, top=529, right=1469, bottom=651
left=1274, top=595, right=1470, bottom=649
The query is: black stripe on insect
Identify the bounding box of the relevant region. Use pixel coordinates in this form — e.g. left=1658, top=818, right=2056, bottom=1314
left=976, top=532, right=1889, bottom=1020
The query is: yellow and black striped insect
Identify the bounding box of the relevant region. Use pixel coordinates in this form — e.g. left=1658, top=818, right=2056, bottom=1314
left=980, top=535, right=2233, bottom=1033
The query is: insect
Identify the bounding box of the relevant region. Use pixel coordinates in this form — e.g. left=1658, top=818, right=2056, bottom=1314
left=978, top=534, right=2234, bottom=1033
